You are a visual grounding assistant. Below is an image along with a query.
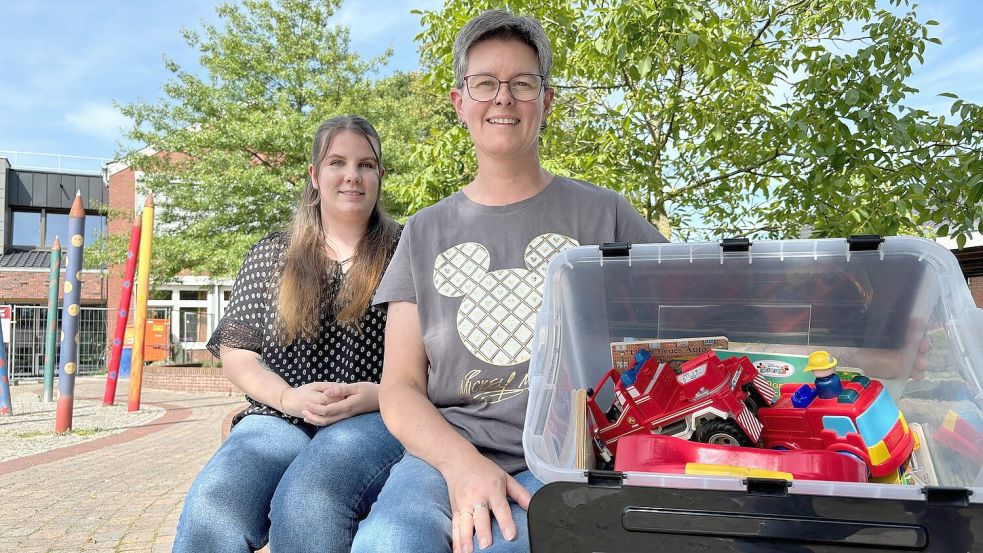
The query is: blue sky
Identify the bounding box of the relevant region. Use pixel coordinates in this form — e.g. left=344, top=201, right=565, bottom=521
left=0, top=0, right=439, bottom=169
left=0, top=0, right=980, bottom=171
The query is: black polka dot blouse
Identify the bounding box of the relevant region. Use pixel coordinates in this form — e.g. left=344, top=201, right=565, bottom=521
left=206, top=232, right=395, bottom=432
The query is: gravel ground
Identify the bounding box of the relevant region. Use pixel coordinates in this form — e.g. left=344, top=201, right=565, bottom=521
left=0, top=386, right=165, bottom=463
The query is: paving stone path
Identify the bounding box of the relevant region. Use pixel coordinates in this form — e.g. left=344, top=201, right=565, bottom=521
left=0, top=377, right=248, bottom=552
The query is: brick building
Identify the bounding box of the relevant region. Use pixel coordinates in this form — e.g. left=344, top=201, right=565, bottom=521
left=104, top=152, right=233, bottom=365
left=0, top=154, right=109, bottom=379
left=940, top=234, right=983, bottom=308
left=1, top=152, right=231, bottom=381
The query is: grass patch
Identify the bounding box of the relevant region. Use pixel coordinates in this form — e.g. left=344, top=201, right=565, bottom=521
left=14, top=427, right=105, bottom=439
left=14, top=430, right=49, bottom=439
left=72, top=427, right=104, bottom=437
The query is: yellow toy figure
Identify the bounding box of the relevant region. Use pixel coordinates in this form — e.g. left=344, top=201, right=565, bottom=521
left=805, top=351, right=842, bottom=399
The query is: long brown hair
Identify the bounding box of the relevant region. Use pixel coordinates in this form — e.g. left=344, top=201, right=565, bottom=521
left=277, top=115, right=400, bottom=342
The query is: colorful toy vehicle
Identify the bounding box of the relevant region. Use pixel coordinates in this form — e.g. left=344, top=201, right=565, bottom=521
left=586, top=350, right=776, bottom=455
left=933, top=408, right=983, bottom=465
left=614, top=433, right=869, bottom=483
left=757, top=375, right=915, bottom=479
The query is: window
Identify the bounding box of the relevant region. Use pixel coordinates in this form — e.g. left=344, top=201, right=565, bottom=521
left=84, top=215, right=106, bottom=246
left=180, top=290, right=208, bottom=301
left=149, top=290, right=172, bottom=301
left=223, top=290, right=232, bottom=301
left=180, top=307, right=209, bottom=342
left=9, top=209, right=106, bottom=248
left=147, top=307, right=171, bottom=319
left=11, top=211, right=41, bottom=247
left=46, top=213, right=69, bottom=246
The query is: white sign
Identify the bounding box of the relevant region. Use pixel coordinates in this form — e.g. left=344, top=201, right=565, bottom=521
left=0, top=305, right=11, bottom=343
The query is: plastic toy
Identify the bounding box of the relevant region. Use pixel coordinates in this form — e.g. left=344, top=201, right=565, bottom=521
left=586, top=349, right=776, bottom=455
left=614, top=433, right=869, bottom=483
left=757, top=368, right=915, bottom=479
left=804, top=350, right=843, bottom=399
left=934, top=408, right=983, bottom=465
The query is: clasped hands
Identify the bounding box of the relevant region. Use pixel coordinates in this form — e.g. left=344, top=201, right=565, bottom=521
left=280, top=381, right=378, bottom=425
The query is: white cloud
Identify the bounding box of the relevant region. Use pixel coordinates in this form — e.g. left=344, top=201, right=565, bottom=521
left=64, top=102, right=131, bottom=141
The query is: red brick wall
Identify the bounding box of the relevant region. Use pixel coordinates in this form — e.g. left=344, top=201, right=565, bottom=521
left=186, top=349, right=214, bottom=364
left=142, top=364, right=242, bottom=395
left=970, top=276, right=983, bottom=309
left=0, top=270, right=106, bottom=303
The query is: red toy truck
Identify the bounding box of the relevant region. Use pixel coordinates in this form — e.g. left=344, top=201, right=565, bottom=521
left=757, top=376, right=915, bottom=479
left=587, top=350, right=775, bottom=455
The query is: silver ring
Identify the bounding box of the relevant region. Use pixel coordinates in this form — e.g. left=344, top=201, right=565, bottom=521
left=473, top=502, right=489, bottom=511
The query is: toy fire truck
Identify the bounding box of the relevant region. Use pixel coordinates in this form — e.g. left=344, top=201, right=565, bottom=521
left=757, top=374, right=917, bottom=480
left=586, top=349, right=776, bottom=456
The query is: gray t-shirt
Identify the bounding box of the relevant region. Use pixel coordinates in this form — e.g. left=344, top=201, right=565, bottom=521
left=374, top=175, right=667, bottom=473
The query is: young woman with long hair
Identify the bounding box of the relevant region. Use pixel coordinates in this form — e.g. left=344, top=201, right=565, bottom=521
left=174, top=115, right=403, bottom=553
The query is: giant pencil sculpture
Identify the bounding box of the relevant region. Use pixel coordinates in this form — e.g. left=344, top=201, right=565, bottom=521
left=128, top=194, right=154, bottom=412
left=0, top=323, right=11, bottom=416
left=43, top=236, right=62, bottom=402
left=103, top=216, right=141, bottom=406
left=55, top=193, right=86, bottom=432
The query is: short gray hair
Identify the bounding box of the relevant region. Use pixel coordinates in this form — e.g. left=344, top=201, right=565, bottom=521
left=452, top=10, right=553, bottom=88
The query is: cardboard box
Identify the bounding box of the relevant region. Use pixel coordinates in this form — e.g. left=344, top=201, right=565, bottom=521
left=610, top=336, right=728, bottom=373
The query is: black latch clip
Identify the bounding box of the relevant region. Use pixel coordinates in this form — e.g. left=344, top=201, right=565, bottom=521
left=599, top=242, right=631, bottom=258
left=721, top=237, right=751, bottom=252
left=745, top=477, right=790, bottom=497
left=586, top=470, right=625, bottom=489
left=847, top=234, right=884, bottom=252
left=923, top=486, right=972, bottom=507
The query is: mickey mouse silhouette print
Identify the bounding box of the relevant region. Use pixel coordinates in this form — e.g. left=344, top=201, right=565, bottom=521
left=433, top=233, right=580, bottom=366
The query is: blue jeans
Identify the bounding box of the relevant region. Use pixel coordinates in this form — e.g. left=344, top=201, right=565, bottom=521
left=351, top=454, right=544, bottom=553
left=173, top=412, right=404, bottom=553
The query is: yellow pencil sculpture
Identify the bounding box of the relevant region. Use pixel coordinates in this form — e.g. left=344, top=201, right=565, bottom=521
left=128, top=194, right=155, bottom=412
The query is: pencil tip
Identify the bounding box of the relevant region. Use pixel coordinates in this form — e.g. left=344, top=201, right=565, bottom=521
left=70, top=194, right=85, bottom=216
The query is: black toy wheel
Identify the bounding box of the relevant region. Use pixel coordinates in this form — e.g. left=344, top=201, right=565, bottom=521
left=692, top=418, right=756, bottom=447
left=742, top=382, right=772, bottom=409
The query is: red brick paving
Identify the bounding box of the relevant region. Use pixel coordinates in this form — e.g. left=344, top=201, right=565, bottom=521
left=0, top=377, right=249, bottom=552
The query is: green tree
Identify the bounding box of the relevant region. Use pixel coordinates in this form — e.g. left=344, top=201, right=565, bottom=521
left=115, top=0, right=439, bottom=280
left=412, top=0, right=982, bottom=247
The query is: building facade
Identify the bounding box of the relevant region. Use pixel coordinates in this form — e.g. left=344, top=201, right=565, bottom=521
left=1, top=153, right=232, bottom=381
left=104, top=156, right=233, bottom=365
left=0, top=154, right=109, bottom=379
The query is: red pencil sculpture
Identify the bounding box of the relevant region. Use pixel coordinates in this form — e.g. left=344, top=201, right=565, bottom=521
left=103, top=216, right=142, bottom=406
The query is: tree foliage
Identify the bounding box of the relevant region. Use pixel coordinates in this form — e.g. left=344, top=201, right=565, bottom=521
left=116, top=0, right=441, bottom=280
left=412, top=0, right=982, bottom=246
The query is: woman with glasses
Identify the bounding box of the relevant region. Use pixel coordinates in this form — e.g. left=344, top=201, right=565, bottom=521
left=352, top=10, right=666, bottom=553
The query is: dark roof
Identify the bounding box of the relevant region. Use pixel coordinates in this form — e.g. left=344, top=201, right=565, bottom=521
left=953, top=245, right=983, bottom=279
left=0, top=249, right=53, bottom=269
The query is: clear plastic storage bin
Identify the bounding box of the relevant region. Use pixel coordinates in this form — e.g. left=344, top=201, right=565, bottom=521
left=524, top=236, right=983, bottom=500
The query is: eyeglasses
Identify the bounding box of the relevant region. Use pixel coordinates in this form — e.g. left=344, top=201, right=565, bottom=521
left=462, top=73, right=545, bottom=102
